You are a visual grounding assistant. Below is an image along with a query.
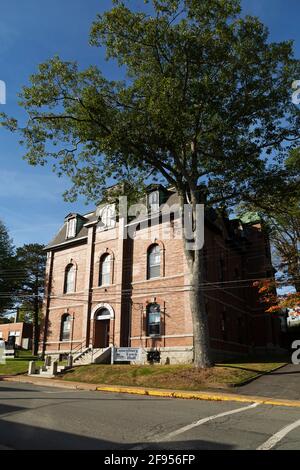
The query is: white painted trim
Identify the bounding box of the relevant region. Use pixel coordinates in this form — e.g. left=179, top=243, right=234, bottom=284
left=91, top=303, right=115, bottom=320
left=92, top=285, right=116, bottom=290
left=47, top=236, right=88, bottom=250
left=131, top=273, right=187, bottom=285
left=130, top=333, right=193, bottom=340
left=43, top=340, right=82, bottom=345
left=49, top=304, right=84, bottom=311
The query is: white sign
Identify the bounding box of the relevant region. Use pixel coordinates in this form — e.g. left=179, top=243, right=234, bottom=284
left=113, top=348, right=141, bottom=362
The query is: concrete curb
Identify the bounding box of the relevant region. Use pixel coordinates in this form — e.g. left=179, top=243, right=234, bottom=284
left=3, top=373, right=300, bottom=408
left=93, top=384, right=300, bottom=408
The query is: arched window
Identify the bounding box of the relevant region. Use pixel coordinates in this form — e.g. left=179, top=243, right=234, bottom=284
left=64, top=264, right=75, bottom=293
left=60, top=314, right=71, bottom=341
left=99, top=254, right=112, bottom=286
left=147, top=303, right=161, bottom=336
left=96, top=308, right=111, bottom=320
left=147, top=244, right=160, bottom=279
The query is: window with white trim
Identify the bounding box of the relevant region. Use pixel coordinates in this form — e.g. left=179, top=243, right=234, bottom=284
left=147, top=244, right=161, bottom=279
left=148, top=191, right=160, bottom=213
left=66, top=218, right=77, bottom=238
left=60, top=314, right=72, bottom=341
left=147, top=303, right=161, bottom=336
left=99, top=254, right=112, bottom=286
left=64, top=264, right=76, bottom=293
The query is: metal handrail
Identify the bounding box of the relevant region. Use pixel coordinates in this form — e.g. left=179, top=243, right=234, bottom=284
left=71, top=340, right=87, bottom=355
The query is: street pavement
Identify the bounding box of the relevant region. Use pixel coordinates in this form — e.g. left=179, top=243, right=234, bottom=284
left=0, top=381, right=300, bottom=450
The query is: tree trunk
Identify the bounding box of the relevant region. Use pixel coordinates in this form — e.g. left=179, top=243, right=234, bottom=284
left=181, top=189, right=213, bottom=369
left=188, top=250, right=213, bottom=368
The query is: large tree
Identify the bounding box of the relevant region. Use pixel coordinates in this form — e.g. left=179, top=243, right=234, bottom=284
left=15, top=244, right=46, bottom=355
left=1, top=0, right=300, bottom=367
left=0, top=220, right=21, bottom=316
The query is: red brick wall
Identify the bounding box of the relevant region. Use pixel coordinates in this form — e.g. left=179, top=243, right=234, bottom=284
left=41, top=212, right=277, bottom=358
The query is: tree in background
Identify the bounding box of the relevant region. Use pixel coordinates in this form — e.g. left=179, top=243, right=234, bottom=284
left=270, top=202, right=300, bottom=294
left=239, top=153, right=299, bottom=296
left=253, top=280, right=300, bottom=314
left=16, top=244, right=46, bottom=355
left=1, top=0, right=300, bottom=367
left=0, top=220, right=22, bottom=317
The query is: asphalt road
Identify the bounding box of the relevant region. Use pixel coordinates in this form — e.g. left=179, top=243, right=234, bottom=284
left=0, top=381, right=300, bottom=450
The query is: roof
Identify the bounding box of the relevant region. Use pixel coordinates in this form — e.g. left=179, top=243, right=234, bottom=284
left=45, top=212, right=97, bottom=250
left=45, top=186, right=262, bottom=251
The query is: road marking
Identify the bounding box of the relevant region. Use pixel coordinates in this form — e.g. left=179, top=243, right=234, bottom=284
left=131, top=402, right=259, bottom=450
left=161, top=402, right=259, bottom=440
left=257, top=418, right=300, bottom=450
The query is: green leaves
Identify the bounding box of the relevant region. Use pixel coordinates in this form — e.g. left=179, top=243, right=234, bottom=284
left=1, top=0, right=300, bottom=206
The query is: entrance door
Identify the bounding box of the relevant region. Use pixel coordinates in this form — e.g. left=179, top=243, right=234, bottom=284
left=94, top=319, right=110, bottom=348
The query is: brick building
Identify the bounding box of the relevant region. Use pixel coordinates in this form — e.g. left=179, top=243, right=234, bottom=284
left=0, top=322, right=33, bottom=350
left=40, top=186, right=282, bottom=363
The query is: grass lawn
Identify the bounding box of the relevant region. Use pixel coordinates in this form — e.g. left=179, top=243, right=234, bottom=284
left=0, top=358, right=43, bottom=376
left=61, top=356, right=288, bottom=390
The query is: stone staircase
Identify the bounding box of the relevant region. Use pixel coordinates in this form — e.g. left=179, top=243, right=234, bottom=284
left=29, top=362, right=70, bottom=378
left=28, top=347, right=112, bottom=378
left=73, top=347, right=92, bottom=365
left=73, top=347, right=111, bottom=366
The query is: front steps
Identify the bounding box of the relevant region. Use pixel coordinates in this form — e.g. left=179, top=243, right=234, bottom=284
left=28, top=347, right=112, bottom=377
left=73, top=347, right=111, bottom=366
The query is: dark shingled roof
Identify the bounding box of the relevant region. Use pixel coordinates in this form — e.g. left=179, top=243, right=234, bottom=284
left=45, top=187, right=257, bottom=251
left=45, top=212, right=97, bottom=250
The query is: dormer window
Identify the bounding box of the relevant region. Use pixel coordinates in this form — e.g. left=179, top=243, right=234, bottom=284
left=66, top=218, right=77, bottom=239
left=98, top=205, right=116, bottom=231
left=148, top=191, right=160, bottom=213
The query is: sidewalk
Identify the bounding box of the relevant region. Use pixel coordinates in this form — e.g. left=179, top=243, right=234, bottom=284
left=3, top=372, right=300, bottom=408
left=235, top=363, right=300, bottom=400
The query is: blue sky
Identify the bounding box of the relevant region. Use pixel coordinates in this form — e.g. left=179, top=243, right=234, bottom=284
left=0, top=0, right=300, bottom=247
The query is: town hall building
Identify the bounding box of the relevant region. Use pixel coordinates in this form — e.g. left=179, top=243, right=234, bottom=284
left=40, top=185, right=282, bottom=364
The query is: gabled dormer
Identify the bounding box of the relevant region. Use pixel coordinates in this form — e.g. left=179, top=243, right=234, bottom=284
left=146, top=185, right=170, bottom=214
left=65, top=213, right=85, bottom=239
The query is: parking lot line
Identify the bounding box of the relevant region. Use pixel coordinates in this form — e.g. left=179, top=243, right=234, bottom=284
left=257, top=418, right=300, bottom=450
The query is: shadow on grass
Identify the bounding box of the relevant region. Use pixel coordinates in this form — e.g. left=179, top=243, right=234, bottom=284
left=218, top=354, right=290, bottom=365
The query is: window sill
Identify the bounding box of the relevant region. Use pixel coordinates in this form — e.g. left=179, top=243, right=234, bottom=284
left=93, top=284, right=115, bottom=289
